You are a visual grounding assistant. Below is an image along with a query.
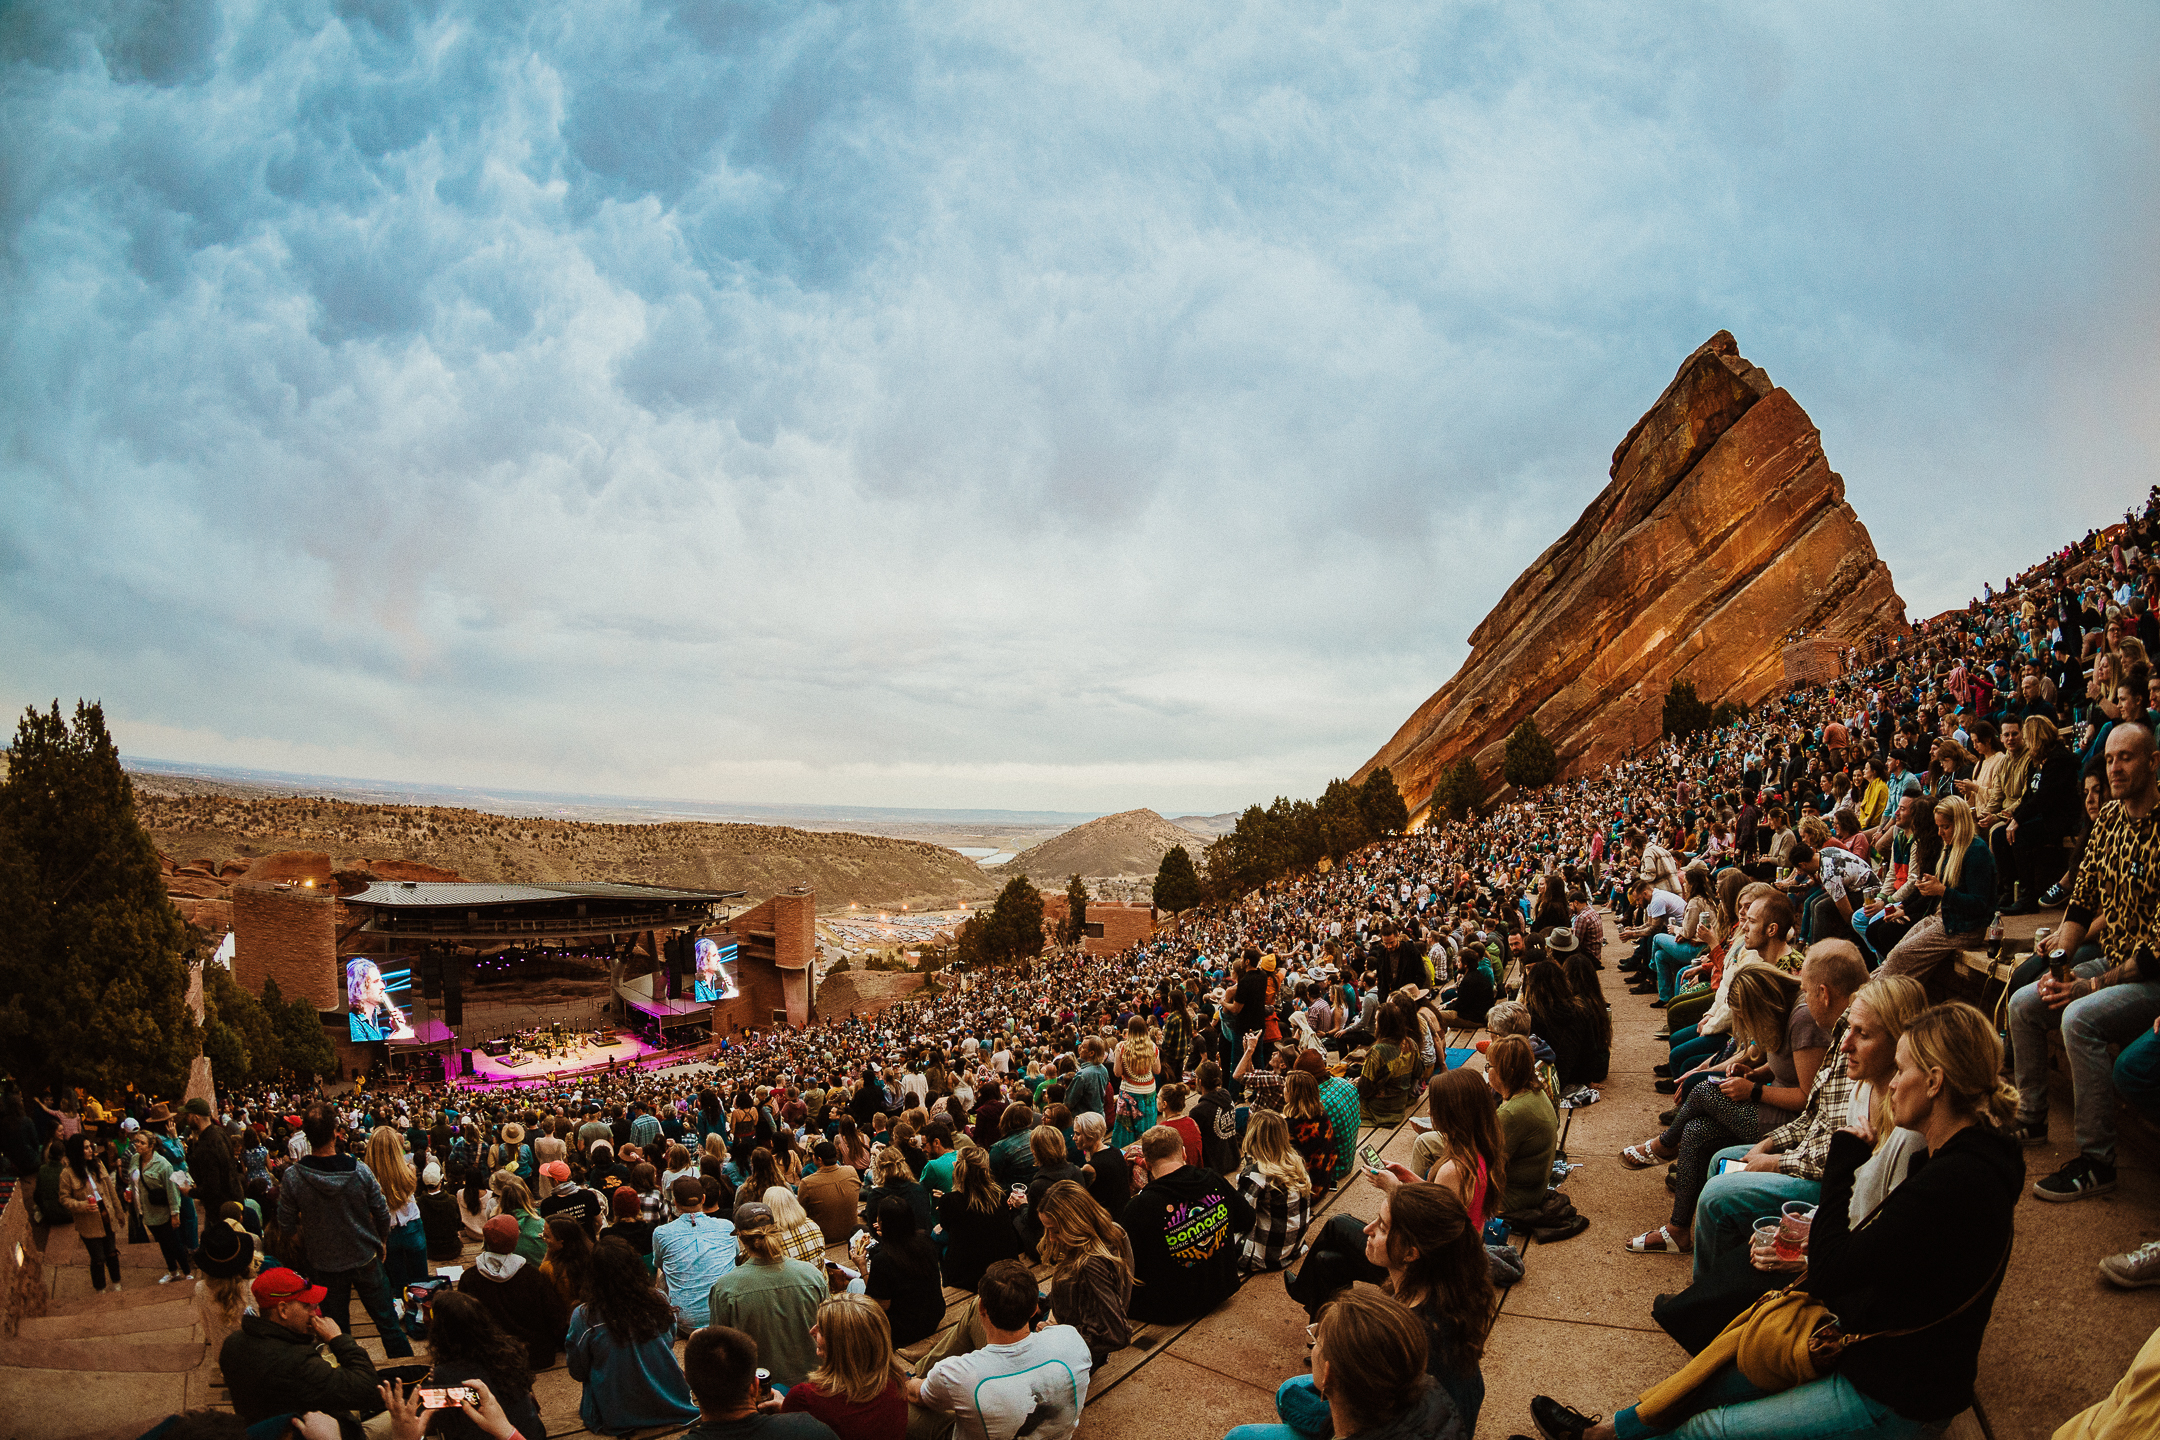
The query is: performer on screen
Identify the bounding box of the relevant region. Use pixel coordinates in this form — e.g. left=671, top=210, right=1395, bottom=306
left=694, top=936, right=732, bottom=1000
left=346, top=958, right=413, bottom=1042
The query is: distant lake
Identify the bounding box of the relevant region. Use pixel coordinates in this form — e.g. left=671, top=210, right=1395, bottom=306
left=955, top=847, right=1018, bottom=866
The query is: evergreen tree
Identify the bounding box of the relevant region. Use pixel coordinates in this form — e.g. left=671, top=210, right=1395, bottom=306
left=1358, top=768, right=1410, bottom=835
left=1063, top=873, right=1089, bottom=944
left=0, top=701, right=198, bottom=1096
left=1432, top=757, right=1483, bottom=822
left=1316, top=778, right=1368, bottom=860
left=1662, top=679, right=1715, bottom=738
left=260, top=974, right=336, bottom=1082
left=982, top=875, right=1045, bottom=963
left=207, top=965, right=283, bottom=1082
left=1151, top=844, right=1204, bottom=912
left=1502, top=716, right=1560, bottom=791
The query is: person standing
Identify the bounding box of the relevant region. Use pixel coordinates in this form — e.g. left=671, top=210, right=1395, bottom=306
left=652, top=1175, right=738, bottom=1337
left=274, top=1105, right=414, bottom=1360
left=182, top=1097, right=244, bottom=1235
left=57, top=1133, right=125, bottom=1293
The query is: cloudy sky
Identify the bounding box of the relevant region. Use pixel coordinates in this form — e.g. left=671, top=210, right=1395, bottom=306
left=4, top=2, right=2156, bottom=814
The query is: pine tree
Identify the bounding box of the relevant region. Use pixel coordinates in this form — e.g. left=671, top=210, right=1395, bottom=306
left=990, top=875, right=1046, bottom=962
left=1502, top=717, right=1560, bottom=791
left=1358, top=768, right=1410, bottom=835
left=1064, top=873, right=1090, bottom=944
left=1662, top=679, right=1715, bottom=738
left=0, top=701, right=199, bottom=1096
left=1152, top=844, right=1204, bottom=913
left=260, top=974, right=335, bottom=1081
left=1432, top=757, right=1483, bottom=822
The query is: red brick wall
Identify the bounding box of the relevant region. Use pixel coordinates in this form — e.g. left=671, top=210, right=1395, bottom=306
left=771, top=892, right=814, bottom=970
left=232, top=881, right=338, bottom=1009
left=1040, top=897, right=1157, bottom=957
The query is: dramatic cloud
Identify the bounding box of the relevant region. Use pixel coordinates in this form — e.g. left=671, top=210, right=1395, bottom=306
left=4, top=1, right=2156, bottom=811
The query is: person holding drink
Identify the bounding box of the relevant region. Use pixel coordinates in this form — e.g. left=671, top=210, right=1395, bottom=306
left=1533, top=1002, right=2023, bottom=1440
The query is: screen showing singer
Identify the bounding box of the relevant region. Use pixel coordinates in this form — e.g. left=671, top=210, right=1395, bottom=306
left=347, top=957, right=415, bottom=1041
left=693, top=936, right=738, bottom=1002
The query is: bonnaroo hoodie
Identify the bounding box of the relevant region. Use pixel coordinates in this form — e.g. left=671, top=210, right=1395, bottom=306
left=276, top=1154, right=391, bottom=1273
left=1122, top=1163, right=1253, bottom=1324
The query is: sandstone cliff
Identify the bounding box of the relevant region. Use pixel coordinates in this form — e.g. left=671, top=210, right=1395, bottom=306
left=993, top=808, right=1207, bottom=882
left=1358, top=331, right=1906, bottom=817
left=135, top=789, right=997, bottom=921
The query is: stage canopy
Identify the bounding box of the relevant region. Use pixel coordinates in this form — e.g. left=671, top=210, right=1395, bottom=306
left=341, top=879, right=745, bottom=942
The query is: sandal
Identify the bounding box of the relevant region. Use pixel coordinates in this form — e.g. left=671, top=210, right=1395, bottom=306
left=1619, top=1142, right=1663, bottom=1169
left=1624, top=1224, right=1692, bottom=1254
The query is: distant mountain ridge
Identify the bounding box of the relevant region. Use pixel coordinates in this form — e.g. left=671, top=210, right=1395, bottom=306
left=132, top=787, right=995, bottom=911
left=993, top=808, right=1207, bottom=882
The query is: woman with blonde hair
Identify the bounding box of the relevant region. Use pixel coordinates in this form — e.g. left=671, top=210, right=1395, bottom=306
left=758, top=1184, right=828, bottom=1265
left=1879, top=794, right=1997, bottom=1000
left=1110, top=1016, right=1160, bottom=1147
left=365, top=1126, right=428, bottom=1316
left=779, top=1293, right=907, bottom=1439
left=1539, top=1002, right=2021, bottom=1440
left=1036, top=1180, right=1134, bottom=1370
left=1233, top=1110, right=1314, bottom=1277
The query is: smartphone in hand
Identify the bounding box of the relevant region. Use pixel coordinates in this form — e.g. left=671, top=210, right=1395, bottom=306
left=417, top=1387, right=478, bottom=1411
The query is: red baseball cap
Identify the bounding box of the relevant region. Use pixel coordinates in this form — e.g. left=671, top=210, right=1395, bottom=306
left=251, top=1267, right=327, bottom=1308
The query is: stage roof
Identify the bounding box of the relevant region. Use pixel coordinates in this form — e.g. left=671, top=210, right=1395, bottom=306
left=342, top=879, right=746, bottom=941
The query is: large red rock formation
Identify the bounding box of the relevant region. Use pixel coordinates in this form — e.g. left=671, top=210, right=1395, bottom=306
left=1359, top=331, right=1906, bottom=817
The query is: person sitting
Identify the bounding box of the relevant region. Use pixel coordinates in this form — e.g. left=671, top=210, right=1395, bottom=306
left=421, top=1290, right=546, bottom=1440
left=763, top=1184, right=831, bottom=1266
left=456, top=1214, right=571, bottom=1373
left=600, top=1183, right=655, bottom=1260
left=799, top=1141, right=863, bottom=1247
left=1356, top=1007, right=1420, bottom=1125
left=1034, top=1181, right=1134, bottom=1373
left=1232, top=1110, right=1315, bottom=1278
left=679, top=1323, right=838, bottom=1439
left=1071, top=1111, right=1132, bottom=1218
left=1620, top=966, right=1826, bottom=1255
left=904, top=1259, right=1093, bottom=1440
left=566, top=1235, right=701, bottom=1435
left=1016, top=1125, right=1085, bottom=1252
left=538, top=1158, right=604, bottom=1238
left=218, top=1267, right=386, bottom=1431
left=1532, top=1002, right=2022, bottom=1440
left=1406, top=1068, right=1501, bottom=1226
left=1279, top=1071, right=1339, bottom=1198
left=859, top=1144, right=936, bottom=1239
left=654, top=1174, right=739, bottom=1337
left=936, top=1142, right=1025, bottom=1293
left=1878, top=796, right=1997, bottom=1001
left=1486, top=1036, right=1557, bottom=1219
left=1123, top=1123, right=1253, bottom=1325
left=779, top=1293, right=909, bottom=1439
left=1224, top=1286, right=1465, bottom=1440
left=706, top=1201, right=829, bottom=1392
left=985, top=1103, right=1039, bottom=1192
left=861, top=1194, right=945, bottom=1349
left=2009, top=718, right=2160, bottom=1205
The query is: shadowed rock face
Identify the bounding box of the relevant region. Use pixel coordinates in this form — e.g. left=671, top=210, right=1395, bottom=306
left=1359, top=331, right=1906, bottom=816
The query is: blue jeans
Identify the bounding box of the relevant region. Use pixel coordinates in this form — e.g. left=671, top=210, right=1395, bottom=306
left=1612, top=1365, right=1935, bottom=1440
left=1652, top=936, right=1707, bottom=1002
left=2010, top=958, right=2160, bottom=1163
left=1691, top=1145, right=1821, bottom=1283
left=1225, top=1375, right=1332, bottom=1440
left=315, top=1258, right=415, bottom=1358
left=2116, top=1027, right=2160, bottom=1120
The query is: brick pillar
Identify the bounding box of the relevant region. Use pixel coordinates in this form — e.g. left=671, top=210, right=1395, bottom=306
left=231, top=882, right=338, bottom=1009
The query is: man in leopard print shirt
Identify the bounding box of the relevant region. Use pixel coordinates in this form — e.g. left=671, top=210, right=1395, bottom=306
left=2008, top=719, right=2160, bottom=1205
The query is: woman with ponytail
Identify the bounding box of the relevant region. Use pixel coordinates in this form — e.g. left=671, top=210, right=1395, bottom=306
left=1537, top=1000, right=2022, bottom=1440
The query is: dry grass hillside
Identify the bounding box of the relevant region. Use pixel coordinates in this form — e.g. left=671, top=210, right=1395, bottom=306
left=132, top=788, right=996, bottom=910
left=994, top=807, right=1205, bottom=882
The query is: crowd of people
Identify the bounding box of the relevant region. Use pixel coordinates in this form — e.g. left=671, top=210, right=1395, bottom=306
left=10, top=495, right=2160, bottom=1440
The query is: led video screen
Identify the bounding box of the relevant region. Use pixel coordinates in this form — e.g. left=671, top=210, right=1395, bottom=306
left=694, top=936, right=740, bottom=1002
left=344, top=956, right=416, bottom=1041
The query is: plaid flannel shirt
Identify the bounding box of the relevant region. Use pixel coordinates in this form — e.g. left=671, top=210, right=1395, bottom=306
left=1759, top=1014, right=1852, bottom=1180
left=1234, top=1164, right=1311, bottom=1275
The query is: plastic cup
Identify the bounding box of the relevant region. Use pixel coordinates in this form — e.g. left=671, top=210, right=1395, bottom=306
left=1774, top=1201, right=1815, bottom=1260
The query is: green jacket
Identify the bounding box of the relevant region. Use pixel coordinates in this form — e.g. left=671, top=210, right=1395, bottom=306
left=220, top=1313, right=383, bottom=1423
left=134, top=1151, right=182, bottom=1228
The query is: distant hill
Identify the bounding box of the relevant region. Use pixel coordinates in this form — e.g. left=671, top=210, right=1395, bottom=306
left=993, top=808, right=1207, bottom=882
left=131, top=786, right=995, bottom=911
left=1170, top=812, right=1239, bottom=838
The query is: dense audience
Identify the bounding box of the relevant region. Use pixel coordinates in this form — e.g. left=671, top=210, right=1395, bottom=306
left=13, top=493, right=2160, bottom=1439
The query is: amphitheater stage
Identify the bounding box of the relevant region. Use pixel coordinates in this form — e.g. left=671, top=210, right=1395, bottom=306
left=458, top=1030, right=658, bottom=1087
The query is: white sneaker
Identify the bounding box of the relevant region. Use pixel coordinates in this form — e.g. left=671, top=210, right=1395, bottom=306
left=158, top=1273, right=176, bottom=1285
left=2100, top=1239, right=2160, bottom=1289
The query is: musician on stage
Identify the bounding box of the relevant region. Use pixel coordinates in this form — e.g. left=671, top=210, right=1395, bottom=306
left=346, top=958, right=413, bottom=1041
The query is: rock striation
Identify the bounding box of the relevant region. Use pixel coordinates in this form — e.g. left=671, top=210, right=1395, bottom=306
left=1358, top=331, right=1906, bottom=817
